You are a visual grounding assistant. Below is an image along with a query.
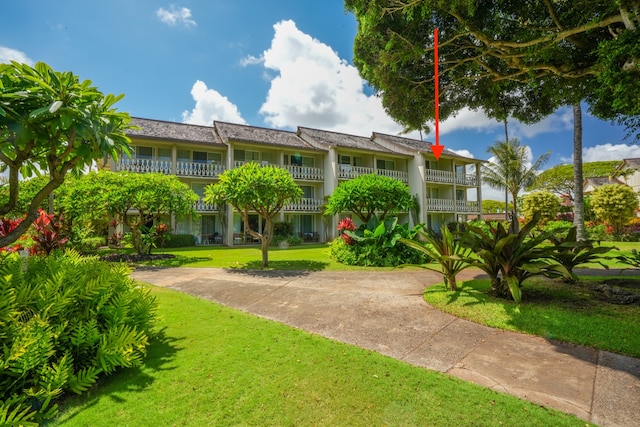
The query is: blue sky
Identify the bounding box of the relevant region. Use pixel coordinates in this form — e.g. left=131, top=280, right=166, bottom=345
left=2, top=0, right=639, bottom=201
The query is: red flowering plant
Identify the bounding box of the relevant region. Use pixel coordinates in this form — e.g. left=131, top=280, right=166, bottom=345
left=0, top=217, right=25, bottom=253
left=30, top=209, right=68, bottom=256
left=108, top=218, right=124, bottom=247
left=337, top=217, right=357, bottom=245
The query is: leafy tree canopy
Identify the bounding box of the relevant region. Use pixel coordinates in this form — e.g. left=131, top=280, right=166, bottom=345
left=482, top=199, right=513, bottom=214
left=529, top=161, right=623, bottom=199
left=521, top=190, right=561, bottom=223
left=590, top=183, right=639, bottom=235
left=324, top=173, right=414, bottom=223
left=0, top=61, right=133, bottom=247
left=204, top=162, right=303, bottom=267
left=58, top=170, right=199, bottom=254
left=344, top=1, right=640, bottom=136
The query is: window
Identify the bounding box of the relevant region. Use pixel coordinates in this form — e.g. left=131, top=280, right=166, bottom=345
left=261, top=152, right=274, bottom=164
left=287, top=154, right=314, bottom=167
left=456, top=190, right=465, bottom=201
left=376, top=159, right=395, bottom=170
left=300, top=186, right=314, bottom=199
left=193, top=151, right=222, bottom=164
left=157, top=148, right=171, bottom=162
left=234, top=149, right=260, bottom=162
left=178, top=149, right=191, bottom=163
left=339, top=154, right=351, bottom=165
left=134, top=146, right=153, bottom=160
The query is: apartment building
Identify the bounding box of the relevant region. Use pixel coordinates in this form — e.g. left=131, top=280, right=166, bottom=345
left=110, top=117, right=482, bottom=245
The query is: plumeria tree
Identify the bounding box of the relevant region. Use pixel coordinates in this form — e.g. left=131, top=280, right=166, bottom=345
left=324, top=174, right=414, bottom=223
left=0, top=62, right=133, bottom=247
left=204, top=162, right=302, bottom=267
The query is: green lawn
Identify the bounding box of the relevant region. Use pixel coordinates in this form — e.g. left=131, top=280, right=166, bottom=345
left=53, top=286, right=589, bottom=427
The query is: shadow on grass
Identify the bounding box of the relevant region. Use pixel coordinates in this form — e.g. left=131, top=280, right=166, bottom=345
left=53, top=327, right=183, bottom=423
left=224, top=260, right=330, bottom=277
left=134, top=256, right=212, bottom=269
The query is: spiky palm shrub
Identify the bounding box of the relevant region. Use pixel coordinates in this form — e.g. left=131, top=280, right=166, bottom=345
left=547, top=227, right=616, bottom=283
left=462, top=212, right=569, bottom=304
left=0, top=250, right=157, bottom=425
left=400, top=225, right=474, bottom=291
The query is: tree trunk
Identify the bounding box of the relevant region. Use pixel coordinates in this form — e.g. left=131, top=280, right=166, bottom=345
left=573, top=103, right=586, bottom=241
left=260, top=237, right=269, bottom=267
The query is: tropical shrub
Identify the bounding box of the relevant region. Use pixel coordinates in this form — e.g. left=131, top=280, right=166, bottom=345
left=590, top=184, right=639, bottom=238
left=331, top=216, right=427, bottom=267
left=400, top=225, right=474, bottom=291
left=463, top=212, right=569, bottom=303
left=30, top=209, right=68, bottom=256
left=521, top=190, right=561, bottom=223
left=541, top=220, right=574, bottom=237
left=546, top=227, right=616, bottom=283
left=273, top=222, right=295, bottom=238
left=0, top=251, right=157, bottom=425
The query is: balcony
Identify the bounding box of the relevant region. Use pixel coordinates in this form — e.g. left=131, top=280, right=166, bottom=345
left=424, top=169, right=454, bottom=184
left=177, top=162, right=224, bottom=178
left=455, top=173, right=478, bottom=186
left=456, top=200, right=480, bottom=213
left=284, top=198, right=323, bottom=212
left=377, top=169, right=408, bottom=183
left=116, top=159, right=224, bottom=178
left=425, top=199, right=480, bottom=213
left=338, top=165, right=374, bottom=180
left=285, top=165, right=324, bottom=181
left=195, top=200, right=218, bottom=212
left=116, top=158, right=172, bottom=174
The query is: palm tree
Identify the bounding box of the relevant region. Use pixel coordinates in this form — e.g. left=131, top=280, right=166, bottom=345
left=482, top=138, right=550, bottom=232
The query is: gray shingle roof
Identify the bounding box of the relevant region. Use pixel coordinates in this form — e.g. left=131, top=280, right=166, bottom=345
left=372, top=132, right=477, bottom=161
left=622, top=158, right=640, bottom=169
left=127, top=117, right=222, bottom=146
left=214, top=121, right=323, bottom=151
left=584, top=176, right=624, bottom=186
left=298, top=127, right=395, bottom=154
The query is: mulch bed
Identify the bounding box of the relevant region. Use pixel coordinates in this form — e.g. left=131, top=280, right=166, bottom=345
left=99, top=253, right=176, bottom=263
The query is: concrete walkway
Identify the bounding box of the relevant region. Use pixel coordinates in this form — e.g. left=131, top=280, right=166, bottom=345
left=130, top=267, right=640, bottom=427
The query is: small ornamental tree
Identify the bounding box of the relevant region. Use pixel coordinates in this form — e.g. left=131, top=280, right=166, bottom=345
left=591, top=184, right=639, bottom=238
left=324, top=174, right=414, bottom=223
left=204, top=163, right=303, bottom=267
left=0, top=61, right=132, bottom=247
left=58, top=171, right=199, bottom=254
left=521, top=190, right=561, bottom=224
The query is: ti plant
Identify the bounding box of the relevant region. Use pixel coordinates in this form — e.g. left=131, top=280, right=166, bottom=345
left=617, top=248, right=640, bottom=270
left=547, top=227, right=617, bottom=283
left=463, top=212, right=569, bottom=304
left=400, top=225, right=474, bottom=291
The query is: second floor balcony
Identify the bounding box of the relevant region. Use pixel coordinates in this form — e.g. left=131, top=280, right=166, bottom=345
left=425, top=198, right=480, bottom=213
left=338, top=165, right=408, bottom=183
left=284, top=198, right=324, bottom=212
left=116, top=158, right=224, bottom=178
left=425, top=169, right=478, bottom=186
left=195, top=200, right=219, bottom=212
left=284, top=165, right=324, bottom=181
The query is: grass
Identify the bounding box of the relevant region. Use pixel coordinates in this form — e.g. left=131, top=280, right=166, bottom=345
left=424, top=277, right=640, bottom=357
left=52, top=286, right=589, bottom=426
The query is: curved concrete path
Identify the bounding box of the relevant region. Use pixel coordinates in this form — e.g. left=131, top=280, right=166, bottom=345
left=130, top=267, right=640, bottom=427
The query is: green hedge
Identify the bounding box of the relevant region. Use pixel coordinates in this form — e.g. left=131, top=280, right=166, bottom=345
left=0, top=251, right=157, bottom=425
left=158, top=233, right=196, bottom=248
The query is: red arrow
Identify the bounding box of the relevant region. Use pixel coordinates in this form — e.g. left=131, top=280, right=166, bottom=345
left=431, top=27, right=444, bottom=160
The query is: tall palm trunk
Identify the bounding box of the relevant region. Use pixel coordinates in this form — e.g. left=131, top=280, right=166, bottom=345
left=573, top=103, right=586, bottom=240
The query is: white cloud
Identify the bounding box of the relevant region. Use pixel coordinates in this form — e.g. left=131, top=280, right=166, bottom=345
left=511, top=107, right=574, bottom=139
left=239, top=55, right=262, bottom=67
left=0, top=46, right=33, bottom=65
left=246, top=20, right=413, bottom=137
left=182, top=80, right=246, bottom=125
left=559, top=143, right=640, bottom=163
left=156, top=6, right=196, bottom=28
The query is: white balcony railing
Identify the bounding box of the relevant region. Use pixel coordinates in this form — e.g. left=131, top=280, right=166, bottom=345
left=455, top=173, right=478, bottom=186
left=115, top=159, right=225, bottom=178
left=284, top=198, right=323, bottom=212
left=425, top=198, right=455, bottom=212
left=456, top=200, right=480, bottom=213
left=338, top=165, right=374, bottom=180
left=424, top=169, right=454, bottom=184
left=426, top=199, right=480, bottom=213
left=194, top=200, right=218, bottom=212
left=285, top=165, right=324, bottom=181
left=116, top=158, right=172, bottom=174
left=176, top=162, right=224, bottom=178
left=377, top=169, right=408, bottom=183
